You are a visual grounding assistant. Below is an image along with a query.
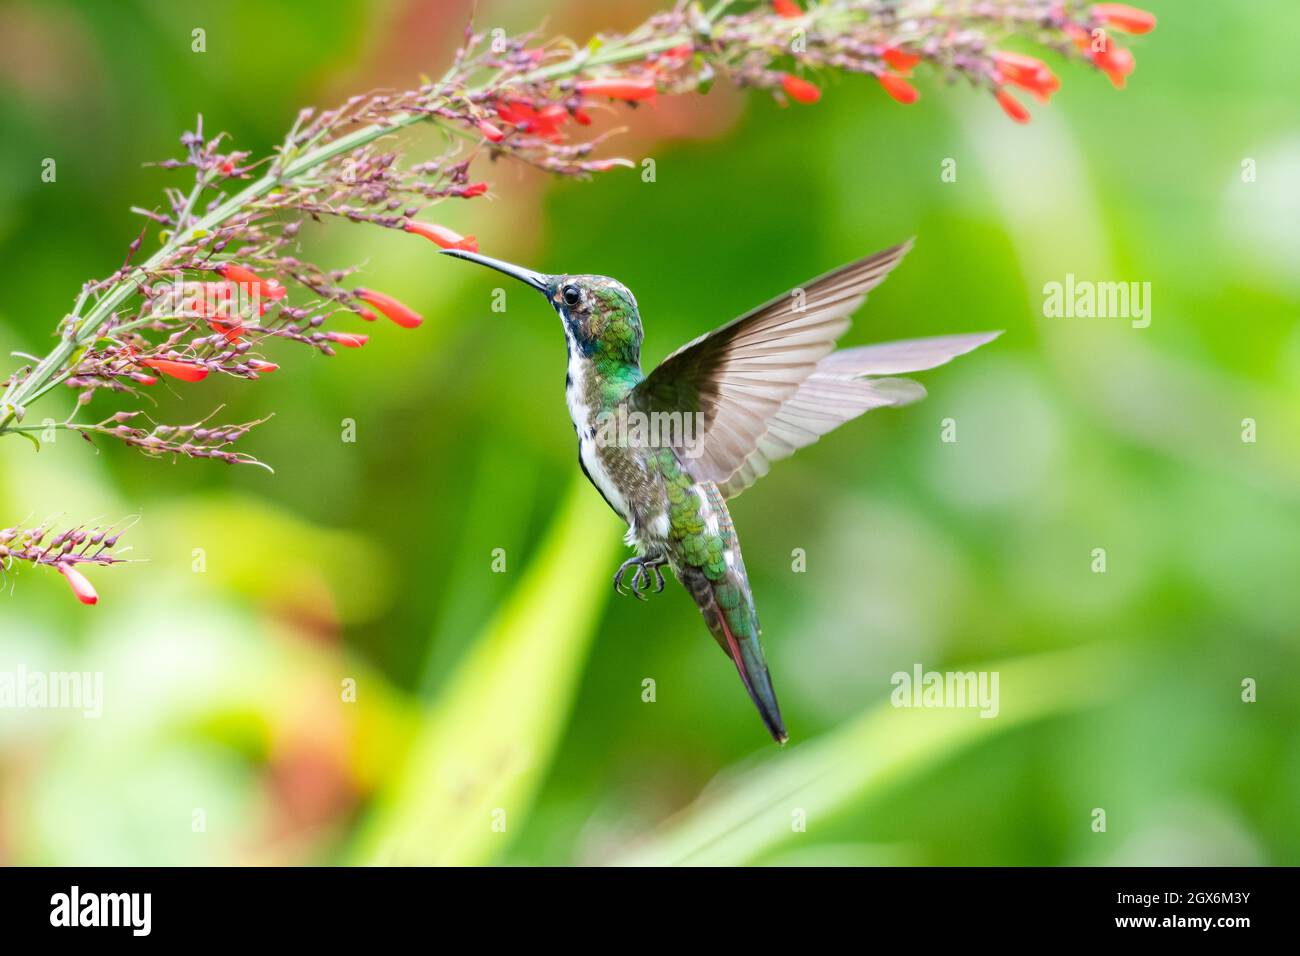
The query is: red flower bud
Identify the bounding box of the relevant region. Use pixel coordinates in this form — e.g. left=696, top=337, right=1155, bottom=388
left=139, top=358, right=209, bottom=382
left=572, top=107, right=593, bottom=126
left=576, top=78, right=658, bottom=102
left=781, top=73, right=821, bottom=104
left=458, top=182, right=489, bottom=198
left=654, top=45, right=694, bottom=73
left=495, top=100, right=568, bottom=140
left=478, top=120, right=505, bottom=142
left=326, top=332, right=369, bottom=348
left=882, top=46, right=921, bottom=71
left=132, top=373, right=158, bottom=386
left=878, top=73, right=919, bottom=105
left=403, top=221, right=479, bottom=252
left=994, top=87, right=1031, bottom=123
left=247, top=360, right=279, bottom=373
left=1091, top=4, right=1156, bottom=34
left=993, top=51, right=1060, bottom=103
left=214, top=263, right=286, bottom=301
left=57, top=562, right=98, bottom=605
left=772, top=0, right=803, bottom=17
left=1093, top=42, right=1136, bottom=88
left=356, top=289, right=423, bottom=329
left=206, top=318, right=244, bottom=343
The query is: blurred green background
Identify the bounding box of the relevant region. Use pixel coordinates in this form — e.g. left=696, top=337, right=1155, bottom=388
left=1, top=0, right=1297, bottom=866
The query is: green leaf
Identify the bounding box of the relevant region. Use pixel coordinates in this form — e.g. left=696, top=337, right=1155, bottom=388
left=350, top=477, right=621, bottom=865
left=613, top=645, right=1124, bottom=866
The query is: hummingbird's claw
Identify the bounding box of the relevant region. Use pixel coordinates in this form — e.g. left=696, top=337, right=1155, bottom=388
left=613, top=554, right=668, bottom=600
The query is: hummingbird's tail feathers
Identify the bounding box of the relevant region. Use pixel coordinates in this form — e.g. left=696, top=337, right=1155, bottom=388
left=717, top=331, right=1002, bottom=499
left=678, top=561, right=788, bottom=745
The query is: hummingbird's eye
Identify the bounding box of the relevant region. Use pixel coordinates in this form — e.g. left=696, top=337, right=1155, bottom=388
left=561, top=285, right=582, bottom=308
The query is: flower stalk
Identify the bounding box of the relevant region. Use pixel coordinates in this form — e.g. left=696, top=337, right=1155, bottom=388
left=0, top=1, right=1156, bottom=601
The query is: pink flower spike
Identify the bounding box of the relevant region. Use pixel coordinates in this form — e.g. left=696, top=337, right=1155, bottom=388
left=57, top=563, right=98, bottom=605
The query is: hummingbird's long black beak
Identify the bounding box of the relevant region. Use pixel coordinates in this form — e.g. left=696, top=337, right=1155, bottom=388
left=440, top=249, right=550, bottom=293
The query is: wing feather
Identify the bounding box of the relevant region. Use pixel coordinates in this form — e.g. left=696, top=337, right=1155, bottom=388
left=717, top=332, right=1002, bottom=498
left=631, top=240, right=915, bottom=485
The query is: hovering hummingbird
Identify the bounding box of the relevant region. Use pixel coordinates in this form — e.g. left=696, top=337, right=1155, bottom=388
left=443, top=240, right=999, bottom=744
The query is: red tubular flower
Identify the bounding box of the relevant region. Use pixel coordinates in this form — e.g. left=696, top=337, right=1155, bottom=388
left=572, top=107, right=593, bottom=126
left=993, top=51, right=1060, bottom=103
left=131, top=373, right=158, bottom=386
left=882, top=46, right=921, bottom=72
left=655, top=44, right=694, bottom=73
left=478, top=120, right=505, bottom=142
left=576, top=78, right=658, bottom=102
left=139, top=357, right=209, bottom=382
left=326, top=332, right=368, bottom=348
left=772, top=0, right=803, bottom=17
left=781, top=73, right=821, bottom=104
left=403, top=221, right=479, bottom=252
left=1093, top=42, right=1136, bottom=88
left=356, top=289, right=423, bottom=329
left=458, top=182, right=489, bottom=198
left=878, top=73, right=919, bottom=105
left=995, top=88, right=1031, bottom=123
left=1091, top=4, right=1157, bottom=34
left=246, top=360, right=279, bottom=373
left=206, top=319, right=244, bottom=343
left=495, top=100, right=568, bottom=140
left=214, top=263, right=286, bottom=301
left=57, top=562, right=98, bottom=605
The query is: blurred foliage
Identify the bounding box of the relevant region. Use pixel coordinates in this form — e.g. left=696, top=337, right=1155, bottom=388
left=1, top=0, right=1297, bottom=866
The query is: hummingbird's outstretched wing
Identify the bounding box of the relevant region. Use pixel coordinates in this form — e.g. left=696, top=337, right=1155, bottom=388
left=716, top=331, right=1002, bottom=498
left=630, top=240, right=915, bottom=488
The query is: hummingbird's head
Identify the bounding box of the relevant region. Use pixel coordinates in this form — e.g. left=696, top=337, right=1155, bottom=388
left=441, top=250, right=642, bottom=361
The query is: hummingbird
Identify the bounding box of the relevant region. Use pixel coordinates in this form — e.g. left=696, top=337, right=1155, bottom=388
left=442, top=240, right=999, bottom=744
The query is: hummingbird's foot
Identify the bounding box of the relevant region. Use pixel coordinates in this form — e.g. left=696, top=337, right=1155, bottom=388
left=613, top=554, right=667, bottom=601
